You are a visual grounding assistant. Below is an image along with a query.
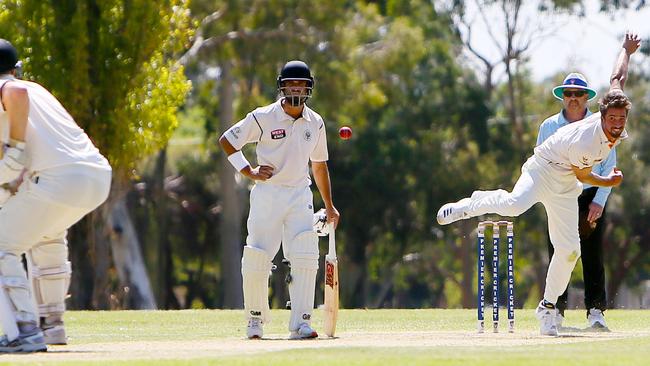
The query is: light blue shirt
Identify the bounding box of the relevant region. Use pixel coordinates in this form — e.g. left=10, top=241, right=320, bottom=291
left=536, top=109, right=616, bottom=207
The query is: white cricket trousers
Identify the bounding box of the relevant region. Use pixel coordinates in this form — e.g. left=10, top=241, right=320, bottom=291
left=242, top=182, right=318, bottom=330
left=0, top=164, right=111, bottom=323
left=246, top=183, right=314, bottom=257
left=0, top=165, right=112, bottom=252
left=466, top=155, right=582, bottom=304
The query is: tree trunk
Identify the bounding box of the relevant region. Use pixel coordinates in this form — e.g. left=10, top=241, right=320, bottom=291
left=91, top=204, right=112, bottom=310
left=108, top=180, right=157, bottom=309
left=218, top=60, right=244, bottom=308
left=504, top=61, right=523, bottom=148
left=460, top=221, right=474, bottom=308
left=68, top=214, right=97, bottom=309
left=152, top=148, right=174, bottom=308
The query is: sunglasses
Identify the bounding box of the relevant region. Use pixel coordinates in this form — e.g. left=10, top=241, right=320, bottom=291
left=563, top=90, right=587, bottom=98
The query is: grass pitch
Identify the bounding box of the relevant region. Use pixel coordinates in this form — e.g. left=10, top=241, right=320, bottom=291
left=2, top=309, right=650, bottom=365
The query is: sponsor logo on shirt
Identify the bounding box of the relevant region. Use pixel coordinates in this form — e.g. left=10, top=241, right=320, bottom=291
left=229, top=127, right=241, bottom=139
left=271, top=129, right=286, bottom=139
left=304, top=129, right=312, bottom=141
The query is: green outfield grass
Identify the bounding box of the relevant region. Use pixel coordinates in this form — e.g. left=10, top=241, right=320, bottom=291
left=2, top=309, right=650, bottom=365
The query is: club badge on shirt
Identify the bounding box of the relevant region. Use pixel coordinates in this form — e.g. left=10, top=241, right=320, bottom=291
left=304, top=129, right=312, bottom=141
left=271, top=129, right=286, bottom=140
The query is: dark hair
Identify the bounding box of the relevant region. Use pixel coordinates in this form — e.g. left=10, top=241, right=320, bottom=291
left=599, top=90, right=632, bottom=116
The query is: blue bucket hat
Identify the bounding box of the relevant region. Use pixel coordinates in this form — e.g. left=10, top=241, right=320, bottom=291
left=552, top=73, right=597, bottom=101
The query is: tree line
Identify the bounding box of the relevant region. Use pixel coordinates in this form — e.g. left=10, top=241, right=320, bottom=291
left=0, top=0, right=648, bottom=311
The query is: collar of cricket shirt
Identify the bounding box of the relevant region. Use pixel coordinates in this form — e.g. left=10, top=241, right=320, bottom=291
left=274, top=99, right=313, bottom=122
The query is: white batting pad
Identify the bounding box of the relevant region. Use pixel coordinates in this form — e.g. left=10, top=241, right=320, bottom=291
left=0, top=251, right=37, bottom=340
left=0, top=187, right=11, bottom=206
left=0, top=281, right=19, bottom=340
left=241, top=246, right=272, bottom=323
left=26, top=239, right=71, bottom=318
left=286, top=231, right=319, bottom=332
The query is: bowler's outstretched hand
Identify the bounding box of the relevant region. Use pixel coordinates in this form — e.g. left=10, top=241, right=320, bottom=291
left=623, top=32, right=641, bottom=55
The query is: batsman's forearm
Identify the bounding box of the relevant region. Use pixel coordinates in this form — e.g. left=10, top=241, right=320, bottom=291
left=312, top=163, right=334, bottom=208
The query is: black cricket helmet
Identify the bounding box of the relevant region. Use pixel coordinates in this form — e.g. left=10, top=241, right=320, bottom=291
left=277, top=60, right=314, bottom=107
left=0, top=39, right=19, bottom=74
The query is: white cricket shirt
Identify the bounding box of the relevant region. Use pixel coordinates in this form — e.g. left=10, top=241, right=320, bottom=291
left=224, top=100, right=328, bottom=187
left=534, top=112, right=626, bottom=177
left=0, top=76, right=111, bottom=173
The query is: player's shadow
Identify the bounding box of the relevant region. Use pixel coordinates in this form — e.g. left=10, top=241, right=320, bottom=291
left=249, top=336, right=339, bottom=341
left=558, top=325, right=611, bottom=337
left=31, top=350, right=104, bottom=354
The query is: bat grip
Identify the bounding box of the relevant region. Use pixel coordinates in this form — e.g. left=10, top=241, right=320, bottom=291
left=328, top=223, right=337, bottom=258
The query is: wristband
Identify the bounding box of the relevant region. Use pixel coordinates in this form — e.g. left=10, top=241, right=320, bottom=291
left=227, top=151, right=250, bottom=172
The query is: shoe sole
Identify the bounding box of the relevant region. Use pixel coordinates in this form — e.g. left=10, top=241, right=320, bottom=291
left=587, top=325, right=611, bottom=332
left=20, top=344, right=48, bottom=353
left=289, top=332, right=318, bottom=340
left=437, top=199, right=471, bottom=225
left=0, top=345, right=47, bottom=353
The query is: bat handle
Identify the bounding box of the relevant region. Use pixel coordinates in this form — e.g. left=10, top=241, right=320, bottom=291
left=328, top=223, right=337, bottom=258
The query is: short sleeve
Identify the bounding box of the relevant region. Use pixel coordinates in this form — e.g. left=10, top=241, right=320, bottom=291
left=223, top=112, right=262, bottom=150
left=310, top=122, right=329, bottom=162
left=568, top=145, right=595, bottom=169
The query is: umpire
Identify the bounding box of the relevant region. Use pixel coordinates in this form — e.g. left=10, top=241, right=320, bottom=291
left=536, top=72, right=612, bottom=330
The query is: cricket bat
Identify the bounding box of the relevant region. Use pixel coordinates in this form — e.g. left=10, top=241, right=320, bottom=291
left=323, top=223, right=339, bottom=337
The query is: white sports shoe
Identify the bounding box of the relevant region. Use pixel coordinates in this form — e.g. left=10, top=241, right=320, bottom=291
left=41, top=315, right=67, bottom=345
left=0, top=331, right=47, bottom=353
left=587, top=308, right=609, bottom=330
left=535, top=301, right=559, bottom=336
left=42, top=325, right=67, bottom=345
left=555, top=312, right=565, bottom=330
left=246, top=317, right=263, bottom=339
left=289, top=323, right=318, bottom=340
left=436, top=198, right=471, bottom=225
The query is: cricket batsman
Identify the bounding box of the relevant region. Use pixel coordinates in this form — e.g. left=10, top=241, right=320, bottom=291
left=0, top=39, right=112, bottom=352
left=219, top=60, right=339, bottom=339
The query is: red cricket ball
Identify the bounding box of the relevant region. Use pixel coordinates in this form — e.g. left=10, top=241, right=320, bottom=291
left=339, top=126, right=352, bottom=140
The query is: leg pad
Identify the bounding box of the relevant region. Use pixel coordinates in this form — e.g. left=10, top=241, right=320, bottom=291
left=241, top=246, right=272, bottom=323
left=285, top=231, right=319, bottom=331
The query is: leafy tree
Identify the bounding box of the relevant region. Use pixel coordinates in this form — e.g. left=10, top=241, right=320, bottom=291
left=0, top=0, right=192, bottom=309
left=183, top=0, right=352, bottom=307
